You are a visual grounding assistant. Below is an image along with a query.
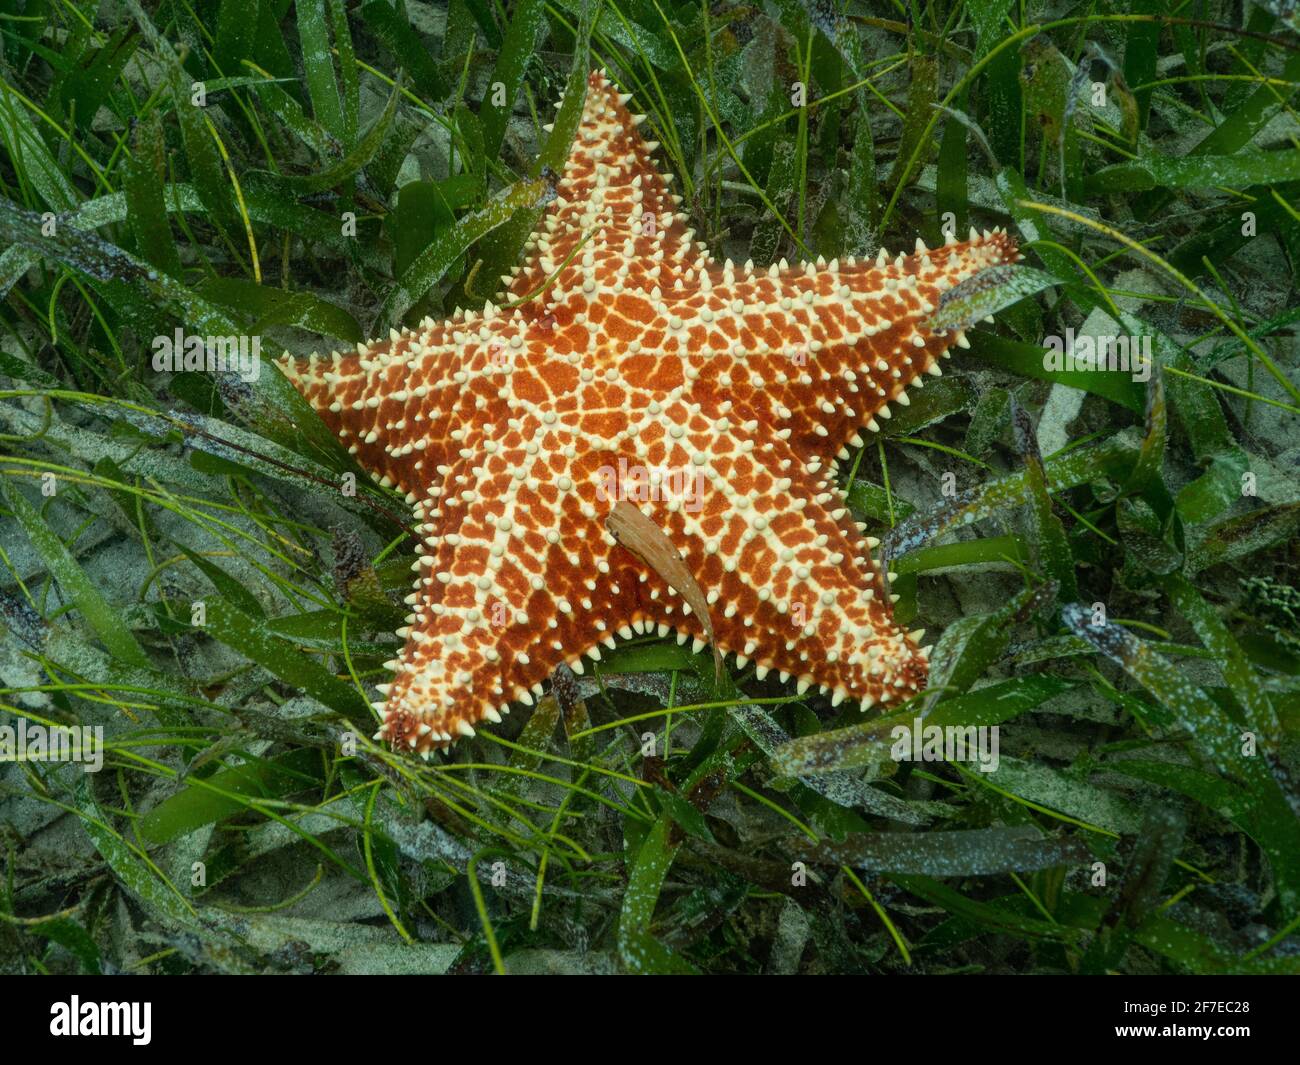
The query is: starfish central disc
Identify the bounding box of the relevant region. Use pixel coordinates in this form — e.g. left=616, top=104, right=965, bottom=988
left=279, top=70, right=1020, bottom=756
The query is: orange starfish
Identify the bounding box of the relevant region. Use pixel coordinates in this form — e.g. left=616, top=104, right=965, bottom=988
left=279, top=70, right=1019, bottom=757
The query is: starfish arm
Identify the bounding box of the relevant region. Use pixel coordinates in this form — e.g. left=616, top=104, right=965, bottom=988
left=278, top=328, right=461, bottom=491
left=499, top=70, right=697, bottom=309
left=277, top=308, right=547, bottom=494
left=616, top=405, right=928, bottom=709
left=682, top=229, right=1021, bottom=462
left=379, top=446, right=544, bottom=753
left=379, top=442, right=660, bottom=753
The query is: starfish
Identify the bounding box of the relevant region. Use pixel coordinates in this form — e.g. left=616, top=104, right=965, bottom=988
left=278, top=70, right=1019, bottom=757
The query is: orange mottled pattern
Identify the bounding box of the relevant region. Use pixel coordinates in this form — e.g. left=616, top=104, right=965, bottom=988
left=278, top=70, right=1019, bottom=756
